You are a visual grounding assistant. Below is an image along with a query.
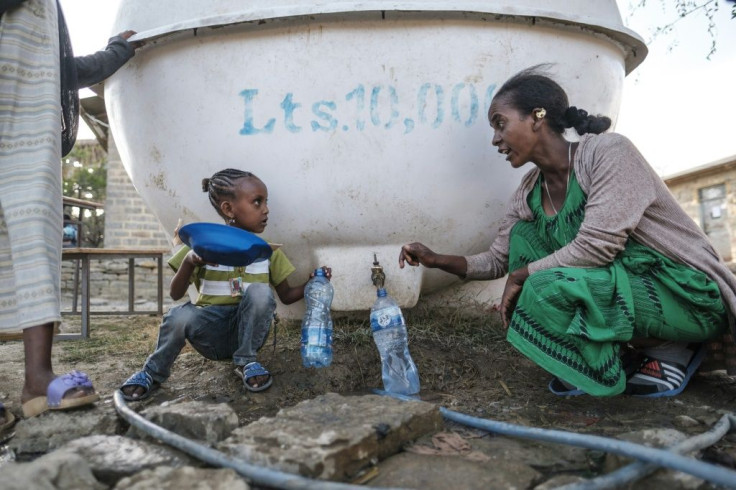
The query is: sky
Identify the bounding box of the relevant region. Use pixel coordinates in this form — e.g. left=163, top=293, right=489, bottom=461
left=59, top=0, right=736, bottom=177
left=613, top=0, right=736, bottom=176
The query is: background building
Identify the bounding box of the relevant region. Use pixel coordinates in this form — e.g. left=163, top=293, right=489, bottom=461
left=664, top=154, right=736, bottom=267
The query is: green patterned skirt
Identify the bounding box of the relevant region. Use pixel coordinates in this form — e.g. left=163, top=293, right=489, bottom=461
left=506, top=172, right=727, bottom=396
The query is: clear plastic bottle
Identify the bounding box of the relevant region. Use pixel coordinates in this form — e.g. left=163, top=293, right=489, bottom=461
left=300, top=268, right=333, bottom=368
left=370, top=288, right=420, bottom=394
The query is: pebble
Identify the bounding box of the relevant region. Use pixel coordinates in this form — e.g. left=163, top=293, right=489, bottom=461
left=673, top=415, right=700, bottom=428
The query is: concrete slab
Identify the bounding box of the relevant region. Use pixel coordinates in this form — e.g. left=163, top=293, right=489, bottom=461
left=219, top=393, right=442, bottom=481
left=367, top=452, right=540, bottom=489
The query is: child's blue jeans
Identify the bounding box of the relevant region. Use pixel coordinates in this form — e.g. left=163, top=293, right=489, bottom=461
left=141, top=282, right=276, bottom=384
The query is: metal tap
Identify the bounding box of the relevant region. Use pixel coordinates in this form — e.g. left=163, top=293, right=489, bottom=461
left=371, top=253, right=385, bottom=289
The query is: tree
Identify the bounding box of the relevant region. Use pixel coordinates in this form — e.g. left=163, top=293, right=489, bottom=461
left=625, top=0, right=734, bottom=59
left=62, top=141, right=107, bottom=247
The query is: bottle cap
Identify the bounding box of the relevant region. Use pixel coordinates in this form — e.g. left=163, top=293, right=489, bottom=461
left=376, top=288, right=387, bottom=297
left=314, top=268, right=325, bottom=277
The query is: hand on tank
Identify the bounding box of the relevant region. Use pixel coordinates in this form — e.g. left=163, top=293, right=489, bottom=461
left=399, top=242, right=437, bottom=268
left=118, top=30, right=145, bottom=50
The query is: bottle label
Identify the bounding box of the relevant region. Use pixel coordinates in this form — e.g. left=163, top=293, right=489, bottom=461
left=377, top=311, right=394, bottom=328
left=370, top=307, right=405, bottom=332
left=301, top=325, right=331, bottom=346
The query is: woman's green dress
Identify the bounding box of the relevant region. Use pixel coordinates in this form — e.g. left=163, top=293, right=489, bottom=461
left=506, top=171, right=727, bottom=396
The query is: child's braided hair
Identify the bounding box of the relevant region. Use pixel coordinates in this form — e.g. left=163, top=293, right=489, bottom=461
left=202, top=168, right=258, bottom=219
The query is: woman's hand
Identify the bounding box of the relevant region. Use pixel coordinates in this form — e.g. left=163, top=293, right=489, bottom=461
left=500, top=266, right=530, bottom=328
left=399, top=242, right=437, bottom=268
left=399, top=242, right=468, bottom=278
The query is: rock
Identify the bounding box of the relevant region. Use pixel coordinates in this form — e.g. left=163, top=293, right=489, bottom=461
left=697, top=414, right=721, bottom=426
left=673, top=415, right=700, bottom=429
left=603, top=428, right=704, bottom=489
left=219, top=393, right=442, bottom=481
left=0, top=450, right=105, bottom=490
left=534, top=474, right=588, bottom=489
left=368, top=452, right=540, bottom=489
left=58, top=434, right=192, bottom=486
left=701, top=446, right=736, bottom=470
left=8, top=405, right=121, bottom=456
left=603, top=428, right=690, bottom=472
left=102, top=261, right=129, bottom=273
left=114, top=466, right=250, bottom=490
left=469, top=433, right=588, bottom=473
left=127, top=400, right=239, bottom=444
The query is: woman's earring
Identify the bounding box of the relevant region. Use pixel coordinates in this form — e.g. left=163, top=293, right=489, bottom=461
left=228, top=218, right=235, bottom=225
left=535, top=108, right=546, bottom=120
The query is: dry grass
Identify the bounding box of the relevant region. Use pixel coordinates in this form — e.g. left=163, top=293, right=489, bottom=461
left=405, top=304, right=508, bottom=355
left=56, top=315, right=160, bottom=364
left=53, top=305, right=512, bottom=381
left=270, top=304, right=507, bottom=353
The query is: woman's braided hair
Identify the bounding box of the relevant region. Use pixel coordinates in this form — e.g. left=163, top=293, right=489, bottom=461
left=494, top=64, right=611, bottom=136
left=201, top=168, right=257, bottom=219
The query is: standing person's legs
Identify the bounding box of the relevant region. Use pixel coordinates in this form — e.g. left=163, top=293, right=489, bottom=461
left=21, top=324, right=99, bottom=417
left=0, top=1, right=97, bottom=417
left=22, top=325, right=55, bottom=402
left=231, top=283, right=276, bottom=390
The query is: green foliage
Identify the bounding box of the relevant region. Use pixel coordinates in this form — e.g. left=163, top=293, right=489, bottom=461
left=62, top=142, right=107, bottom=247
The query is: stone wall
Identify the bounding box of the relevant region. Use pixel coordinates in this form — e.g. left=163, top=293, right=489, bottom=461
left=60, top=257, right=176, bottom=308
left=665, top=163, right=736, bottom=265
left=60, top=137, right=176, bottom=304
left=103, top=138, right=172, bottom=249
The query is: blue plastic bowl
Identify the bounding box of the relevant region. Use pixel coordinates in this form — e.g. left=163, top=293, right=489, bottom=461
left=178, top=222, right=272, bottom=266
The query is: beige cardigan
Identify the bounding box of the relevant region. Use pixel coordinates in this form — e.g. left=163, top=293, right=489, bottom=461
left=465, top=132, right=736, bottom=336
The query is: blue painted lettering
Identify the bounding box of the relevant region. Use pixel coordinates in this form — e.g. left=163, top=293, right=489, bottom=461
left=451, top=83, right=478, bottom=127
left=239, top=89, right=275, bottom=135
left=403, top=118, right=415, bottom=134
left=311, top=101, right=338, bottom=132
left=484, top=84, right=497, bottom=114
left=417, top=83, right=444, bottom=129
left=370, top=86, right=399, bottom=129
left=238, top=83, right=497, bottom=136
left=345, top=85, right=366, bottom=131
left=280, top=93, right=302, bottom=133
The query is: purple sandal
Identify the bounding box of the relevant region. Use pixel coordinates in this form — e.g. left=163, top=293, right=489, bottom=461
left=22, top=370, right=99, bottom=418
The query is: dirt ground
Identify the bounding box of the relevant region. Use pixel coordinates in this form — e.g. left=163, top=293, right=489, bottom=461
left=2, top=308, right=736, bottom=484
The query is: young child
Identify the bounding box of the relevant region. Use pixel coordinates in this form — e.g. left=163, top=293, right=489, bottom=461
left=120, top=169, right=330, bottom=399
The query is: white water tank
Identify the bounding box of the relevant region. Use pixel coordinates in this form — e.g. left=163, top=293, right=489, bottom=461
left=107, top=1, right=645, bottom=311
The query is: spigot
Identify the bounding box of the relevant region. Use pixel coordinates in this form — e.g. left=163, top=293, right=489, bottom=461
left=371, top=253, right=385, bottom=289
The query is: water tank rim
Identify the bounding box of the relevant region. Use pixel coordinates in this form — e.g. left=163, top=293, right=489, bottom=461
left=124, top=4, right=647, bottom=74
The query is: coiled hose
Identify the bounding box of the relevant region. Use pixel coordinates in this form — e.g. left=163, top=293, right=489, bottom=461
left=113, top=391, right=403, bottom=490
left=114, top=389, right=736, bottom=489
left=376, top=390, right=736, bottom=489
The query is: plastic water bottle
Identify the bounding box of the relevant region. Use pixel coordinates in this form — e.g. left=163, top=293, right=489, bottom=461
left=300, top=268, right=333, bottom=368
left=370, top=288, right=420, bottom=395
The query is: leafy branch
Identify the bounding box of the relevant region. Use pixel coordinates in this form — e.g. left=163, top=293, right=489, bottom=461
left=628, top=0, right=721, bottom=59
